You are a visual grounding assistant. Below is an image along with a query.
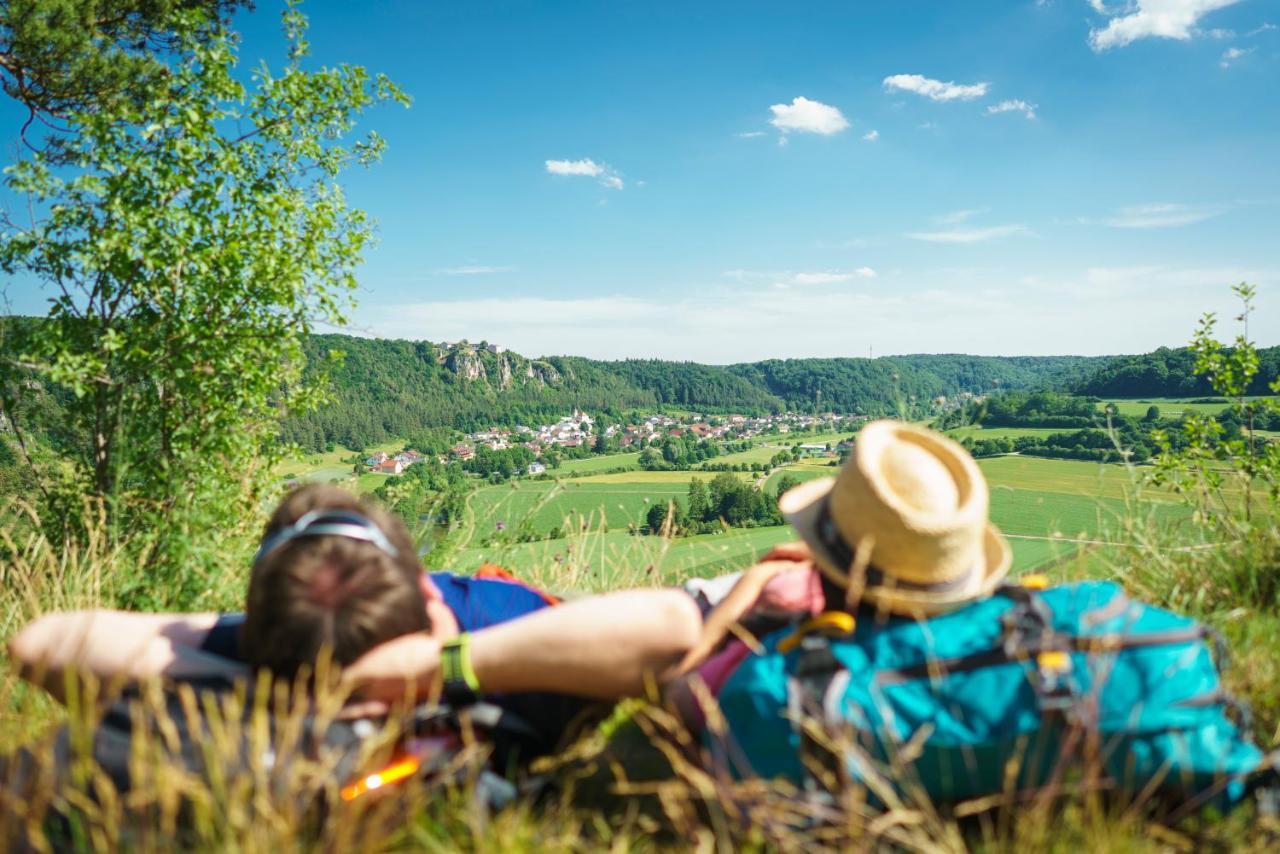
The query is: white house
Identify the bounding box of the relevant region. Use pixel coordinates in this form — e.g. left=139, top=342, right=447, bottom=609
left=528, top=461, right=547, bottom=475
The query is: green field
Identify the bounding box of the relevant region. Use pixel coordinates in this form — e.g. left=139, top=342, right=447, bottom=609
left=446, top=516, right=1122, bottom=590
left=944, top=426, right=1075, bottom=441
left=979, top=455, right=1163, bottom=502
left=701, top=444, right=786, bottom=467
left=284, top=438, right=1203, bottom=588
left=447, top=526, right=796, bottom=590
left=774, top=429, right=856, bottom=446
left=277, top=440, right=403, bottom=482
left=572, top=468, right=752, bottom=484
left=1098, top=398, right=1238, bottom=418
left=446, top=454, right=1194, bottom=586
left=762, top=459, right=838, bottom=493
left=466, top=479, right=691, bottom=535
left=554, top=451, right=641, bottom=474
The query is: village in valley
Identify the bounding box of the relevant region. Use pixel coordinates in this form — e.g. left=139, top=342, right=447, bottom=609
left=363, top=408, right=863, bottom=479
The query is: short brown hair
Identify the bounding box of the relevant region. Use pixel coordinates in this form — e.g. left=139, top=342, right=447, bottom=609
left=241, top=484, right=430, bottom=678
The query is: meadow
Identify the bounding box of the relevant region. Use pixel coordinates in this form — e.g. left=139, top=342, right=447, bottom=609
left=943, top=425, right=1078, bottom=441
left=442, top=454, right=1193, bottom=589
left=1098, top=398, right=1236, bottom=418
left=554, top=451, right=642, bottom=474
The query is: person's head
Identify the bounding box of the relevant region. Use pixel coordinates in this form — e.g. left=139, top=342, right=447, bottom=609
left=241, top=484, right=430, bottom=678
left=779, top=420, right=1011, bottom=617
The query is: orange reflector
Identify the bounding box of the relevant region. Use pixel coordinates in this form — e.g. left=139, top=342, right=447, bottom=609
left=1020, top=574, right=1050, bottom=590
left=1037, top=651, right=1070, bottom=672
left=340, top=754, right=422, bottom=802
left=778, top=611, right=856, bottom=654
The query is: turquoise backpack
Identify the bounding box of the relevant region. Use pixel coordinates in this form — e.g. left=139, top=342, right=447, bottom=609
left=712, top=580, right=1268, bottom=814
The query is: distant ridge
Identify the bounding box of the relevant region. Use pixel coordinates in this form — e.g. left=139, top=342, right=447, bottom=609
left=280, top=333, right=1111, bottom=450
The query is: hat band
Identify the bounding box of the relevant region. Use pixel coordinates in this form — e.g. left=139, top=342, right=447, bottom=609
left=254, top=509, right=399, bottom=566
left=816, top=498, right=977, bottom=594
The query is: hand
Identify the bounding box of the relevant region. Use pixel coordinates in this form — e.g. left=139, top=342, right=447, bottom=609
left=341, top=632, right=441, bottom=706
left=759, top=540, right=814, bottom=564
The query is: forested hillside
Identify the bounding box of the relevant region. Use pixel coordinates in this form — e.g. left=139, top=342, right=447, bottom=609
left=13, top=317, right=1275, bottom=456
left=278, top=334, right=1109, bottom=450
left=280, top=336, right=662, bottom=450
left=726, top=354, right=1105, bottom=413
left=1072, top=345, right=1280, bottom=397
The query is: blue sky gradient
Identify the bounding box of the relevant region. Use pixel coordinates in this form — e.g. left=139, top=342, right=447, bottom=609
left=3, top=0, right=1278, bottom=361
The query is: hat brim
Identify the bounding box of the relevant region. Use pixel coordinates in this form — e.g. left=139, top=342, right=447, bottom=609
left=779, top=477, right=1012, bottom=618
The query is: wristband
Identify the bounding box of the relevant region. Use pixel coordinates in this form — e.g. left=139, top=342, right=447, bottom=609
left=440, top=633, right=482, bottom=706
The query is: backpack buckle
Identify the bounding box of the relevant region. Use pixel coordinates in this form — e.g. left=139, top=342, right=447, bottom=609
left=778, top=612, right=856, bottom=654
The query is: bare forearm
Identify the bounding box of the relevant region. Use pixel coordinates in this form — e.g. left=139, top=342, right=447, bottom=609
left=469, top=589, right=702, bottom=699
left=676, top=563, right=781, bottom=675
left=8, top=610, right=234, bottom=700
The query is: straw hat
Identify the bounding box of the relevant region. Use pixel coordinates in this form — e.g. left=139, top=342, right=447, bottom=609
left=779, top=420, right=1011, bottom=617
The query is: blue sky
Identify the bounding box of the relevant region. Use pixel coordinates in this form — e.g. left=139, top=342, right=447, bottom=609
left=4, top=0, right=1280, bottom=361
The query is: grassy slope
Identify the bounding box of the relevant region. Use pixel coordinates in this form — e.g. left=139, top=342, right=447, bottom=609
left=4, top=443, right=1275, bottom=849
left=943, top=425, right=1082, bottom=441
left=450, top=456, right=1193, bottom=586
left=554, top=452, right=642, bottom=474
left=1097, top=398, right=1238, bottom=417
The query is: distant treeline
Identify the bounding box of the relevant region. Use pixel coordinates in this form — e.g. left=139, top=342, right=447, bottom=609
left=8, top=316, right=1277, bottom=460
left=1074, top=346, right=1280, bottom=398
left=278, top=333, right=1111, bottom=451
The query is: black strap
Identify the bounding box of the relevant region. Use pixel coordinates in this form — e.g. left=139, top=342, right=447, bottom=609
left=787, top=634, right=851, bottom=794
left=814, top=499, right=981, bottom=595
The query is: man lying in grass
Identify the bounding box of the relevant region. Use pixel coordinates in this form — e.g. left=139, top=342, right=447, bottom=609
left=10, top=483, right=805, bottom=764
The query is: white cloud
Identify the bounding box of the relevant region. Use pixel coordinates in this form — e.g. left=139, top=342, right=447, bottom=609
left=768, top=96, right=850, bottom=135
left=354, top=265, right=1277, bottom=361
left=1246, top=22, right=1277, bottom=35
left=1080, top=202, right=1226, bottom=228
left=906, top=224, right=1031, bottom=243
left=987, top=99, right=1038, bottom=119
left=434, top=265, right=516, bottom=276
left=545, top=158, right=604, bottom=177
left=1088, top=0, right=1242, bottom=51
left=726, top=268, right=878, bottom=286
left=545, top=158, right=624, bottom=189
left=935, top=208, right=989, bottom=225
left=862, top=129, right=880, bottom=141
left=883, top=74, right=989, bottom=102
left=1220, top=45, right=1253, bottom=66
left=784, top=269, right=878, bottom=286
left=736, top=131, right=767, bottom=139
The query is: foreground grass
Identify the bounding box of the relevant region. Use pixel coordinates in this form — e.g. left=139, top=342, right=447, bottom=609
left=2, top=467, right=1279, bottom=850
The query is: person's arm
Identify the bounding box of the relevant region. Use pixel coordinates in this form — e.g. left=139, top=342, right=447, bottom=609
left=675, top=541, right=817, bottom=674
left=342, top=588, right=703, bottom=704
left=8, top=610, right=248, bottom=702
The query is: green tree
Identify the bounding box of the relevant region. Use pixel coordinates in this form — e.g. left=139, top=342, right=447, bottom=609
left=772, top=473, right=800, bottom=500
left=0, top=0, right=248, bottom=127
left=687, top=477, right=710, bottom=522
left=0, top=2, right=407, bottom=602
left=1152, top=283, right=1280, bottom=525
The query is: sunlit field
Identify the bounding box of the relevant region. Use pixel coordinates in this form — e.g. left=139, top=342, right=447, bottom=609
left=1097, top=398, right=1240, bottom=418
left=440, top=455, right=1195, bottom=589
